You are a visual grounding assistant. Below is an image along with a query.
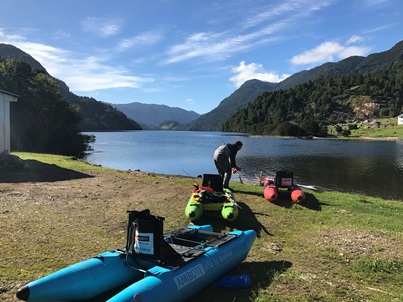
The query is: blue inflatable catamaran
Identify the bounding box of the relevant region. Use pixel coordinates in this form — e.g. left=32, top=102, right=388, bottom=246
left=16, top=210, right=256, bottom=302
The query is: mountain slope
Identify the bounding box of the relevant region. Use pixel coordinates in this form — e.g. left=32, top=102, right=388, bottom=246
left=277, top=40, right=403, bottom=90
left=184, top=79, right=278, bottom=131
left=222, top=57, right=403, bottom=136
left=0, top=44, right=45, bottom=70
left=0, top=43, right=142, bottom=131
left=188, top=40, right=403, bottom=131
left=113, top=102, right=200, bottom=127
left=276, top=56, right=365, bottom=90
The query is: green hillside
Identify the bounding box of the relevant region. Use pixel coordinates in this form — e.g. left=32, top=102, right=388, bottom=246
left=222, top=61, right=403, bottom=136
left=187, top=40, right=403, bottom=132
left=0, top=43, right=141, bottom=132
left=0, top=58, right=92, bottom=155
left=182, top=80, right=277, bottom=131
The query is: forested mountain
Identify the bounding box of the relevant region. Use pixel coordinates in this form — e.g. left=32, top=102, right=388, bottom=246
left=113, top=102, right=199, bottom=128
left=222, top=60, right=403, bottom=136
left=187, top=40, right=403, bottom=131
left=276, top=56, right=366, bottom=90
left=2, top=39, right=402, bottom=143
left=0, top=43, right=141, bottom=132
left=0, top=58, right=90, bottom=155
left=69, top=96, right=141, bottom=131
left=181, top=80, right=277, bottom=131
left=277, top=41, right=403, bottom=90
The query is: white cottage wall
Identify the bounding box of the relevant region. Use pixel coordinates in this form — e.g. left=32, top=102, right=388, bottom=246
left=0, top=90, right=18, bottom=154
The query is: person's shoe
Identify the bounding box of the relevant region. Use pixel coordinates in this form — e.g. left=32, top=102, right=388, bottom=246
left=224, top=186, right=234, bottom=191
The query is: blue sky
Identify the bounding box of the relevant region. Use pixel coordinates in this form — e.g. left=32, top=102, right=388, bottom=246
left=0, top=0, right=402, bottom=114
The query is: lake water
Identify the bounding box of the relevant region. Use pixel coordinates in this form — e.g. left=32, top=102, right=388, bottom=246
left=83, top=131, right=403, bottom=201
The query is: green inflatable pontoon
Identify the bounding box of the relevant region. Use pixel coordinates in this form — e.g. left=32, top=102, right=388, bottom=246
left=185, top=174, right=240, bottom=222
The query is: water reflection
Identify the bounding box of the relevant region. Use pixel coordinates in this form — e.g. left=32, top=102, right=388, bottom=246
left=83, top=131, right=403, bottom=201
left=396, top=141, right=403, bottom=170
left=232, top=138, right=403, bottom=200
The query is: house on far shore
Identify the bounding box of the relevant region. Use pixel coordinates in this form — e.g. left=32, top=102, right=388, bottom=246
left=398, top=114, right=403, bottom=125
left=0, top=89, right=18, bottom=154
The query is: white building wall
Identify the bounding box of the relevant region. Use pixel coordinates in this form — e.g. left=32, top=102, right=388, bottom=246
left=0, top=90, right=18, bottom=154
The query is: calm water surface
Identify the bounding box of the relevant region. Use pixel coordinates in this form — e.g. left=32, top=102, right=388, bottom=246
left=83, top=131, right=403, bottom=200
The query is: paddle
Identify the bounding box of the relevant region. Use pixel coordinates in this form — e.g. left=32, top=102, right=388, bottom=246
left=296, top=183, right=324, bottom=192
left=224, top=189, right=243, bottom=210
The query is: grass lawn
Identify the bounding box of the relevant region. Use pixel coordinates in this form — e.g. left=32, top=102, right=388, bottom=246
left=1, top=153, right=402, bottom=302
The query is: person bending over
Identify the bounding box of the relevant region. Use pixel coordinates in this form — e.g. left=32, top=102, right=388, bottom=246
left=213, top=141, right=243, bottom=191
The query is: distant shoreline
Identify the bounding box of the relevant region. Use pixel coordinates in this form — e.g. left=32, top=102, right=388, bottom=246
left=357, top=136, right=400, bottom=141
left=311, top=135, right=400, bottom=141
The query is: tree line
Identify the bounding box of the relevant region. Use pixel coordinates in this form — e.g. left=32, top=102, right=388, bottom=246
left=222, top=61, right=403, bottom=136
left=0, top=58, right=92, bottom=156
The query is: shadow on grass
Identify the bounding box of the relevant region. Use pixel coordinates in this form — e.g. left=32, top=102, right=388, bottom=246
left=240, top=260, right=293, bottom=289
left=302, top=192, right=322, bottom=211
left=237, top=186, right=327, bottom=212
left=268, top=191, right=323, bottom=211
left=0, top=159, right=93, bottom=183
left=188, top=260, right=293, bottom=302
left=192, top=201, right=273, bottom=238
left=234, top=188, right=263, bottom=197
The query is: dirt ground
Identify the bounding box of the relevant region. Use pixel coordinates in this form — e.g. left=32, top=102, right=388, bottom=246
left=0, top=154, right=184, bottom=202
left=0, top=160, right=195, bottom=230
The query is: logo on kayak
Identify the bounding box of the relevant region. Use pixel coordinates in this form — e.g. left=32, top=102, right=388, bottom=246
left=174, top=264, right=206, bottom=289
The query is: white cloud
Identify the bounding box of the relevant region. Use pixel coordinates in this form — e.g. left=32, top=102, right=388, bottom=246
left=81, top=17, right=122, bottom=38
left=53, top=30, right=71, bottom=40
left=164, top=0, right=333, bottom=65
left=364, top=24, right=395, bottom=34
left=0, top=29, right=153, bottom=92
left=185, top=98, right=195, bottom=105
left=0, top=29, right=25, bottom=44
left=291, top=41, right=371, bottom=66
left=165, top=31, right=236, bottom=64
left=118, top=31, right=162, bottom=50
left=243, top=0, right=332, bottom=29
left=59, top=57, right=154, bottom=91
left=164, top=23, right=287, bottom=65
left=229, top=61, right=290, bottom=88
left=346, top=35, right=364, bottom=44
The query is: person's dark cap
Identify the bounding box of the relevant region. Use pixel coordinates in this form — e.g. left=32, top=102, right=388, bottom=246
left=235, top=141, right=243, bottom=147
